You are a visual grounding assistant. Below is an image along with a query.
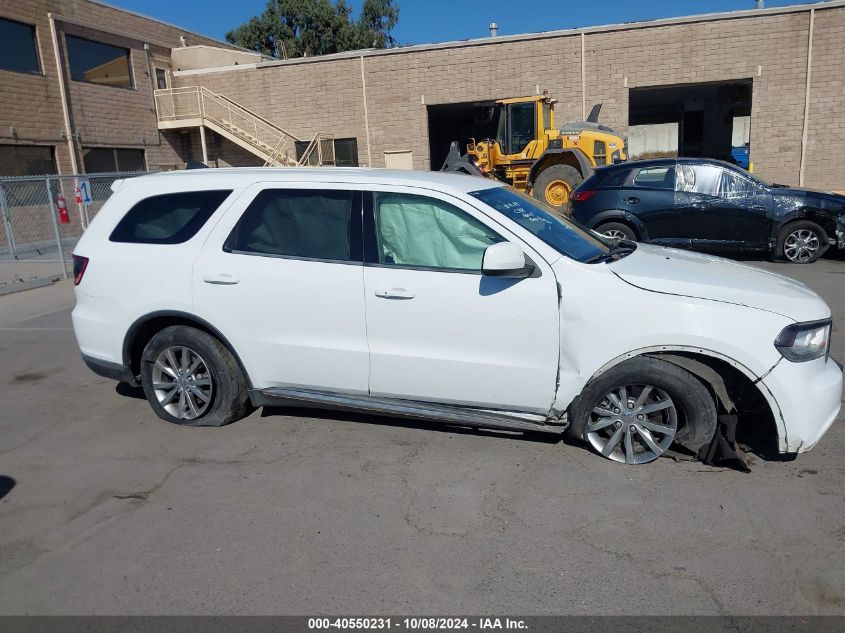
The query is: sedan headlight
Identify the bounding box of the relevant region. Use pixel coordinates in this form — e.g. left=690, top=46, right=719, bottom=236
left=774, top=319, right=832, bottom=362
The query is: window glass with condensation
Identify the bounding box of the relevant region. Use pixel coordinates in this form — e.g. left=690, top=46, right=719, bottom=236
left=374, top=192, right=503, bottom=271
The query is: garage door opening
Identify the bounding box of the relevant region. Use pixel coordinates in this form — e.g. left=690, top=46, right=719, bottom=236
left=427, top=101, right=499, bottom=171
left=628, top=80, right=752, bottom=167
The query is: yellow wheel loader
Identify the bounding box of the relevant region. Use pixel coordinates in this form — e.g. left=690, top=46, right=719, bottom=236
left=441, top=93, right=627, bottom=215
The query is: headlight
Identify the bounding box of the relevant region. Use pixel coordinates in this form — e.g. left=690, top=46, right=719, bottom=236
left=774, top=319, right=832, bottom=362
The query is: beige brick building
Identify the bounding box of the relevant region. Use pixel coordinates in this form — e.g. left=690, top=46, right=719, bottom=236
left=0, top=0, right=245, bottom=177
left=1, top=0, right=844, bottom=190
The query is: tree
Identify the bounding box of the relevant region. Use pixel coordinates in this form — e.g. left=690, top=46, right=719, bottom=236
left=225, top=0, right=399, bottom=59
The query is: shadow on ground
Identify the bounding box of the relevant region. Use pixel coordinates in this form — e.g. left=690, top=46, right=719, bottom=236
left=0, top=476, right=16, bottom=500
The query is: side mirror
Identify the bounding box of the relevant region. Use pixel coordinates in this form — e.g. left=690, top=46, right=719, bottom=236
left=482, top=242, right=533, bottom=278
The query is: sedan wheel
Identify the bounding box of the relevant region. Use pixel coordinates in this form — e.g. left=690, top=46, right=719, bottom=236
left=586, top=384, right=678, bottom=464
left=602, top=228, right=628, bottom=241
left=783, top=228, right=820, bottom=263
left=151, top=345, right=213, bottom=420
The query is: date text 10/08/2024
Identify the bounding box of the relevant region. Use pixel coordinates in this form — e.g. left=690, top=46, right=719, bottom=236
left=308, top=618, right=528, bottom=630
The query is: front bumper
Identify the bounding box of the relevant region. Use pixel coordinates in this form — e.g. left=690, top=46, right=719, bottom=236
left=759, top=355, right=843, bottom=453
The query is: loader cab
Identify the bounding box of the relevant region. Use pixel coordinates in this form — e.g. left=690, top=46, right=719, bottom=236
left=493, top=97, right=553, bottom=158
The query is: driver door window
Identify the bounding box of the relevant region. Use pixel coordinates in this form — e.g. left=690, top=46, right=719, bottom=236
left=718, top=170, right=754, bottom=199
left=372, top=192, right=503, bottom=271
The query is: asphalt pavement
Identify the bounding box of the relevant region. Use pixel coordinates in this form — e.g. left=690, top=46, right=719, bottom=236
left=0, top=257, right=844, bottom=615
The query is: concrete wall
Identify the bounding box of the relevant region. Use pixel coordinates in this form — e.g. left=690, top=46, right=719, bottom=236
left=803, top=7, right=845, bottom=190
left=171, top=45, right=262, bottom=72
left=172, top=3, right=844, bottom=189
left=628, top=124, right=679, bottom=159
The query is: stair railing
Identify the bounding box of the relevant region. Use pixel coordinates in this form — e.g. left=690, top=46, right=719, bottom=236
left=154, top=87, right=336, bottom=167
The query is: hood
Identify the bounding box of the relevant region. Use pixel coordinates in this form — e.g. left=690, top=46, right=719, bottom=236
left=609, top=244, right=830, bottom=323
left=771, top=186, right=845, bottom=208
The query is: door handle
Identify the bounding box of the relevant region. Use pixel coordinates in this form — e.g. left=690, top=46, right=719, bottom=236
left=626, top=197, right=640, bottom=204
left=203, top=273, right=239, bottom=285
left=375, top=288, right=415, bottom=300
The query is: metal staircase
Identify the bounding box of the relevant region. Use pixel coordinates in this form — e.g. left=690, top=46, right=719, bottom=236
left=154, top=86, right=335, bottom=167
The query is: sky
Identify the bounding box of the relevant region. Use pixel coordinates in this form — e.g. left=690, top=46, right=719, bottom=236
left=105, top=0, right=816, bottom=46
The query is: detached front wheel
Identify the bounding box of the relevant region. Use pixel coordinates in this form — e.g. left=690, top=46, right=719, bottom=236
left=568, top=357, right=716, bottom=464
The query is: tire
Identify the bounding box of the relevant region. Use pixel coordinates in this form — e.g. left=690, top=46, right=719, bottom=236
left=776, top=220, right=829, bottom=264
left=567, top=357, right=716, bottom=465
left=140, top=325, right=252, bottom=427
left=532, top=164, right=583, bottom=215
left=595, top=221, right=637, bottom=242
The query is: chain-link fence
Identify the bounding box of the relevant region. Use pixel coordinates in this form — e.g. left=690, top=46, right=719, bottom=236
left=0, top=172, right=147, bottom=283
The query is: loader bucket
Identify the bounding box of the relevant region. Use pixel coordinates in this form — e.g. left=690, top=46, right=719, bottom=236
left=440, top=141, right=483, bottom=176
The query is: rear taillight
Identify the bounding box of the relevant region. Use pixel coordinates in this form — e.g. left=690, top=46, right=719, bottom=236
left=571, top=190, right=598, bottom=202
left=72, top=255, right=89, bottom=286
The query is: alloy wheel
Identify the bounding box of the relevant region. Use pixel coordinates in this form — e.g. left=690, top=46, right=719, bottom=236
left=784, top=229, right=820, bottom=263
left=151, top=346, right=214, bottom=420
left=602, top=228, right=628, bottom=241
left=586, top=384, right=678, bottom=464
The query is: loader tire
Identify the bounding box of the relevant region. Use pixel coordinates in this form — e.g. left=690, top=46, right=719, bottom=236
left=533, top=164, right=583, bottom=216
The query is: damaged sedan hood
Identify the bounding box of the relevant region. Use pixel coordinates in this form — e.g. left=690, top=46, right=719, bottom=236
left=609, top=243, right=829, bottom=322
left=770, top=186, right=845, bottom=208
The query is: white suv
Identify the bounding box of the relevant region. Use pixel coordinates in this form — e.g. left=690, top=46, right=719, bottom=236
left=72, top=168, right=842, bottom=465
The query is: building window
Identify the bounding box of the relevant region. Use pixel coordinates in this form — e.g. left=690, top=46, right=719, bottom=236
left=0, top=145, right=56, bottom=176
left=0, top=17, right=41, bottom=74
left=334, top=138, right=359, bottom=167
left=65, top=35, right=133, bottom=88
left=83, top=147, right=145, bottom=173
left=154, top=67, right=168, bottom=89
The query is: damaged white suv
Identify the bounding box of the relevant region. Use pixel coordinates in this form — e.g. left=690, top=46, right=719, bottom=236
left=72, top=168, right=842, bottom=465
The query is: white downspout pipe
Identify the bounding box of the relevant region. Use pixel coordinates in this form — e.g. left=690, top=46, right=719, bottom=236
left=799, top=8, right=814, bottom=187
left=48, top=14, right=79, bottom=176
left=360, top=55, right=372, bottom=167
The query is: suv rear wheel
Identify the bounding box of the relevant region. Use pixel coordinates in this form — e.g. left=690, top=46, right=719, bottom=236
left=140, top=325, right=252, bottom=427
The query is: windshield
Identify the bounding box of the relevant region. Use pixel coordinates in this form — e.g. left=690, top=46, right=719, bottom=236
left=469, top=186, right=611, bottom=263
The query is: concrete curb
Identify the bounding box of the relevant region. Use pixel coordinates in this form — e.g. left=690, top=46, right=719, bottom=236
left=0, top=276, right=62, bottom=297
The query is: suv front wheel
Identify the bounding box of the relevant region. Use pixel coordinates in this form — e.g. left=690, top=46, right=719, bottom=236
left=777, top=220, right=829, bottom=264
left=568, top=357, right=716, bottom=464
left=140, top=325, right=252, bottom=427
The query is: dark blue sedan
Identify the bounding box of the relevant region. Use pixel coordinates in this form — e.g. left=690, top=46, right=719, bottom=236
left=570, top=158, right=845, bottom=263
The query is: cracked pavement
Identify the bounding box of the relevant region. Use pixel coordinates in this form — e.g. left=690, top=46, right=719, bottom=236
left=0, top=258, right=844, bottom=615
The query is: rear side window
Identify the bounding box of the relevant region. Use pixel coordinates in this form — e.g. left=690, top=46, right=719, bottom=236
left=632, top=166, right=675, bottom=190
left=587, top=167, right=631, bottom=189
left=110, top=190, right=231, bottom=244
left=224, top=189, right=355, bottom=262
